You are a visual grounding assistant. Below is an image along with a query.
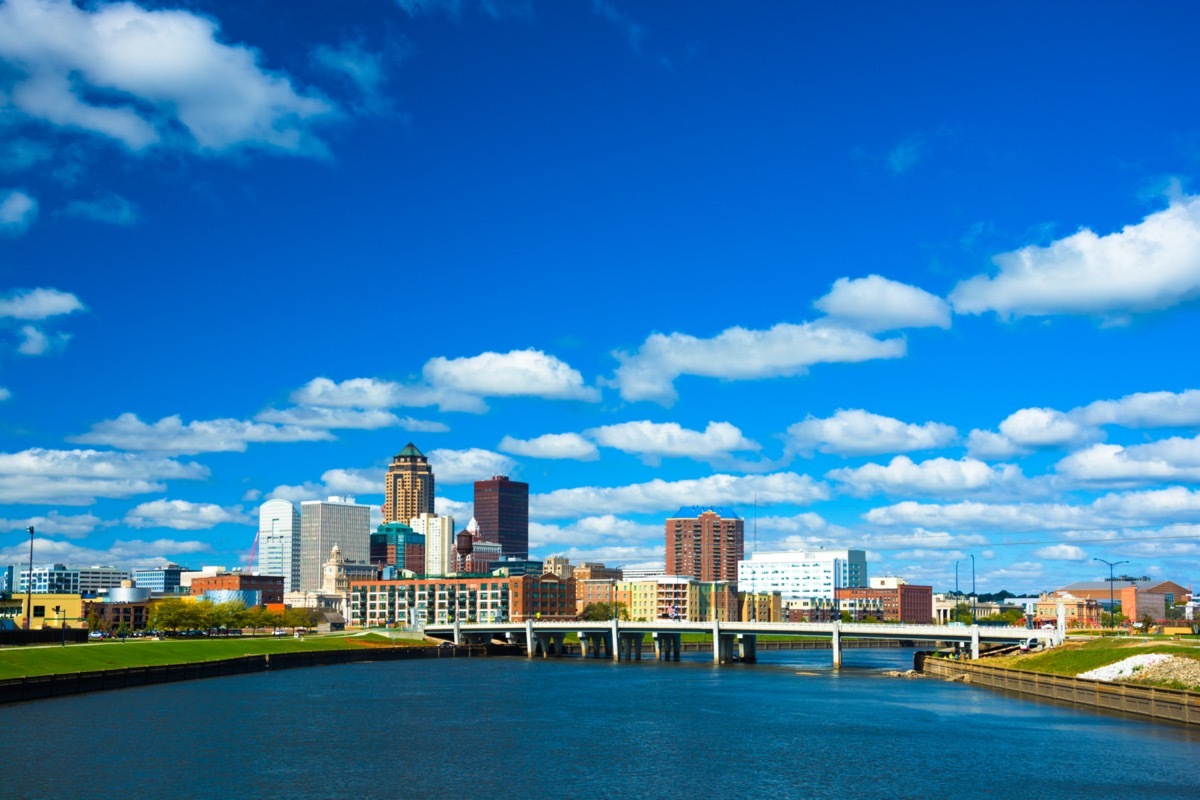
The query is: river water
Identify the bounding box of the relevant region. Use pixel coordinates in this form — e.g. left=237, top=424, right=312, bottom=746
left=5, top=648, right=1198, bottom=799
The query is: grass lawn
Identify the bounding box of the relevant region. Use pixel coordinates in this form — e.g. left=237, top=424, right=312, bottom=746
left=0, top=634, right=430, bottom=680
left=987, top=637, right=1200, bottom=676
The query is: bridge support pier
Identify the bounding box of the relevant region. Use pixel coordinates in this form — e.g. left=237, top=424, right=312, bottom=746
left=831, top=621, right=841, bottom=669
left=737, top=633, right=757, bottom=663
left=578, top=631, right=611, bottom=659
left=970, top=625, right=980, bottom=660
left=617, top=633, right=643, bottom=661
left=533, top=632, right=566, bottom=657
left=653, top=632, right=681, bottom=661
left=453, top=619, right=461, bottom=646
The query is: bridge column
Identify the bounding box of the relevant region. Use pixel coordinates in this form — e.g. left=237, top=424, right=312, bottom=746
left=525, top=618, right=534, bottom=658
left=453, top=619, right=461, bottom=646
left=831, top=621, right=841, bottom=669
left=737, top=634, right=757, bottom=663
left=652, top=632, right=680, bottom=661
left=577, top=631, right=591, bottom=658
left=611, top=619, right=620, bottom=662
left=970, top=625, right=980, bottom=660
left=712, top=619, right=722, bottom=664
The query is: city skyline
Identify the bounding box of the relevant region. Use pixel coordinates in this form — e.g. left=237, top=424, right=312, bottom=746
left=2, top=1, right=1200, bottom=593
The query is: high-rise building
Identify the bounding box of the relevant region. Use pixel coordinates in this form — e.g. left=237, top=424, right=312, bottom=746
left=76, top=566, right=130, bottom=594
left=299, top=497, right=371, bottom=592
left=383, top=443, right=435, bottom=524
left=665, top=507, right=743, bottom=582
left=133, top=565, right=184, bottom=593
left=258, top=499, right=301, bottom=591
left=370, top=522, right=425, bottom=574
left=737, top=549, right=867, bottom=600
left=411, top=512, right=455, bottom=577
left=473, top=475, right=529, bottom=558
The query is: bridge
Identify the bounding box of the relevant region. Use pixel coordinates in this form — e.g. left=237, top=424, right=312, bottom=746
left=423, top=618, right=1059, bottom=666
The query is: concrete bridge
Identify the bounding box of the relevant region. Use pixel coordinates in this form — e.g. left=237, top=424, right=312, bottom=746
left=423, top=619, right=1059, bottom=666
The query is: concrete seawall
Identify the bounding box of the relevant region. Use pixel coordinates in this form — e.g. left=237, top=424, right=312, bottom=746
left=0, top=645, right=483, bottom=705
left=916, top=653, right=1200, bottom=726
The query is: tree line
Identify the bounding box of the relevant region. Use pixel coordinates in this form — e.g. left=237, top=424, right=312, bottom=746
left=146, top=599, right=318, bottom=633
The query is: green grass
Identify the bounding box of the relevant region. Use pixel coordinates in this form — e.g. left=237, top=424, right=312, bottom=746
left=0, top=634, right=431, bottom=680
left=989, top=637, right=1200, bottom=677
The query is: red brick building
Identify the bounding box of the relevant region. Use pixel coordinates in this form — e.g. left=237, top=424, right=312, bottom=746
left=665, top=507, right=743, bottom=582
left=835, top=584, right=933, bottom=623
left=349, top=573, right=575, bottom=625
left=190, top=573, right=284, bottom=604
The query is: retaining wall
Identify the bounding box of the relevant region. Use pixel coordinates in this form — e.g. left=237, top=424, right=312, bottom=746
left=916, top=653, right=1200, bottom=726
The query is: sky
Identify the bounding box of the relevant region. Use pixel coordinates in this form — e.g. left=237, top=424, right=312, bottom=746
left=2, top=0, right=1200, bottom=595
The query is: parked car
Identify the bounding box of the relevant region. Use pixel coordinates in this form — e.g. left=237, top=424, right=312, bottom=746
left=88, top=630, right=104, bottom=640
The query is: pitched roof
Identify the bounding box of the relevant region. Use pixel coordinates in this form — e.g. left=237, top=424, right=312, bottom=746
left=395, top=442, right=425, bottom=458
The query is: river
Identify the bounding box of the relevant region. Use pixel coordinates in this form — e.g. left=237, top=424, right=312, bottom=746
left=5, top=648, right=1198, bottom=799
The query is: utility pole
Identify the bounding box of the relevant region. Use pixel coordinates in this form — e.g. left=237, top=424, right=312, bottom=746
left=23, top=526, right=34, bottom=631
left=1094, top=558, right=1129, bottom=630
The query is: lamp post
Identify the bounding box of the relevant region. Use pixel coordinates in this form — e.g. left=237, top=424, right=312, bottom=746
left=23, top=526, right=34, bottom=631
left=954, top=560, right=959, bottom=624
left=970, top=554, right=976, bottom=623
left=1094, top=558, right=1129, bottom=630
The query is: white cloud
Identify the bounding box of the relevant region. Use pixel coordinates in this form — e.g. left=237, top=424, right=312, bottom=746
left=0, top=387, right=10, bottom=401
left=968, top=406, right=1098, bottom=459
left=0, top=188, right=37, bottom=235
left=0, top=287, right=85, bottom=320
left=70, top=413, right=335, bottom=455
left=950, top=194, right=1200, bottom=320
left=0, top=511, right=105, bottom=539
left=866, top=486, right=1200, bottom=532
left=828, top=456, right=1025, bottom=497
left=254, top=405, right=447, bottom=432
left=1077, top=389, right=1200, bottom=428
left=320, top=468, right=381, bottom=497
left=264, top=482, right=325, bottom=505
left=787, top=409, right=956, bottom=456
left=0, top=0, right=335, bottom=155
left=531, top=471, right=828, bottom=519
left=529, top=515, right=659, bottom=549
left=0, top=448, right=207, bottom=505
left=311, top=39, right=397, bottom=115
left=428, top=448, right=516, bottom=484
left=290, top=377, right=454, bottom=410
left=435, top=497, right=473, bottom=521
left=0, top=536, right=212, bottom=570
left=124, top=499, right=249, bottom=531
left=813, top=275, right=951, bottom=332
left=424, top=349, right=599, bottom=403
left=61, top=193, right=140, bottom=225
left=1056, top=439, right=1200, bottom=486
left=16, top=324, right=69, bottom=356
left=887, top=135, right=924, bottom=175
left=586, top=420, right=759, bottom=462
left=612, top=321, right=906, bottom=405
left=1034, top=544, right=1088, bottom=561
left=498, top=433, right=599, bottom=461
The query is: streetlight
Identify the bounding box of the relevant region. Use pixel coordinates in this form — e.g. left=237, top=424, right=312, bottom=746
left=1094, top=558, right=1129, bottom=630
left=954, top=560, right=959, bottom=624
left=970, top=554, right=976, bottom=623
left=23, top=526, right=34, bottom=631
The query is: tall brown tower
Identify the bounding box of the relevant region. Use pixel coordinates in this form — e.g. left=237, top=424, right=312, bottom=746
left=665, top=506, right=743, bottom=582
left=383, top=443, right=435, bottom=524
left=473, top=475, right=529, bottom=559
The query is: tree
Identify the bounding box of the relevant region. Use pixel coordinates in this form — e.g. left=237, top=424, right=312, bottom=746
left=86, top=610, right=102, bottom=632
left=209, top=600, right=247, bottom=633
left=579, top=602, right=628, bottom=621
left=283, top=606, right=316, bottom=630
left=952, top=603, right=974, bottom=625
left=839, top=611, right=853, bottom=623
left=1140, top=613, right=1158, bottom=634
left=150, top=597, right=190, bottom=632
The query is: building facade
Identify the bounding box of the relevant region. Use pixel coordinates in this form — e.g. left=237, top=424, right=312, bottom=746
left=665, top=507, right=743, bottom=582
left=737, top=549, right=867, bottom=600
left=370, top=522, right=425, bottom=574
left=258, top=498, right=301, bottom=592
left=349, top=573, right=575, bottom=626
left=835, top=583, right=933, bottom=623
left=412, top=513, right=455, bottom=577
left=299, top=497, right=371, bottom=592
left=77, top=566, right=130, bottom=595
left=473, top=475, right=529, bottom=558
left=133, top=565, right=184, bottom=593
left=383, top=442, right=435, bottom=524
left=19, top=564, right=80, bottom=594
left=190, top=573, right=285, bottom=604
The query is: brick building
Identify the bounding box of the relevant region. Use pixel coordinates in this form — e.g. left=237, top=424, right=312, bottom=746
left=665, top=507, right=743, bottom=582
left=190, top=573, right=284, bottom=604
left=370, top=522, right=425, bottom=574
left=349, top=573, right=575, bottom=625
left=835, top=583, right=933, bottom=623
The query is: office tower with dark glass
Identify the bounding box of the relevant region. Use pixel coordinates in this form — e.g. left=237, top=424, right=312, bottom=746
left=383, top=442, right=435, bottom=524
left=473, top=475, right=529, bottom=559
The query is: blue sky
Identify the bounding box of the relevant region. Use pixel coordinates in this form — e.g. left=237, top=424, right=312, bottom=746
left=2, top=0, right=1200, bottom=595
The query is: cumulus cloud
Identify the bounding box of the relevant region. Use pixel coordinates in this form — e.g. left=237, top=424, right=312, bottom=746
left=254, top=405, right=447, bottom=432
left=0, top=510, right=105, bottom=539
left=529, top=515, right=659, bottom=549
left=813, top=275, right=951, bottom=332
left=0, top=536, right=211, bottom=570
left=828, top=456, right=1026, bottom=497
left=968, top=406, right=1099, bottom=459
left=531, top=471, right=828, bottom=520
left=0, top=287, right=85, bottom=320
left=61, top=193, right=140, bottom=225
left=0, top=0, right=335, bottom=155
left=586, top=420, right=759, bottom=463
left=787, top=409, right=956, bottom=457
left=124, top=499, right=249, bottom=530
left=70, top=413, right=335, bottom=455
left=498, top=433, right=599, bottom=461
left=1056, top=438, right=1200, bottom=486
left=429, top=448, right=515, bottom=484
left=0, top=387, right=9, bottom=401
left=1034, top=544, right=1088, bottom=561
left=1076, top=389, right=1200, bottom=428
left=0, top=447, right=207, bottom=505
left=950, top=195, right=1200, bottom=321
left=424, top=349, right=599, bottom=403
left=435, top=497, right=473, bottom=521
left=311, top=38, right=401, bottom=115
left=612, top=322, right=905, bottom=405
left=0, top=188, right=37, bottom=235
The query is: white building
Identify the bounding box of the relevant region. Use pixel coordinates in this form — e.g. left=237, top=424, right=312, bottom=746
left=299, top=496, right=371, bottom=592
left=619, top=564, right=667, bottom=581
left=412, top=512, right=455, bottom=577
left=258, top=498, right=301, bottom=592
left=77, top=565, right=130, bottom=594
left=737, top=550, right=867, bottom=600
left=19, top=564, right=79, bottom=594
left=870, top=576, right=907, bottom=590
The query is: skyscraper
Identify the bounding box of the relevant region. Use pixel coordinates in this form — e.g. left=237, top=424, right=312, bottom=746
left=383, top=443, right=435, bottom=524
left=665, top=506, right=744, bottom=582
left=473, top=475, right=529, bottom=559
left=258, top=498, right=301, bottom=592
left=411, top=512, right=455, bottom=577
left=299, top=496, right=371, bottom=591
